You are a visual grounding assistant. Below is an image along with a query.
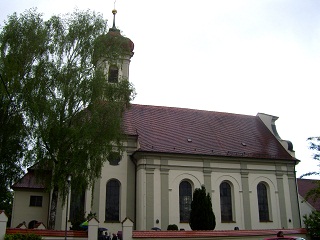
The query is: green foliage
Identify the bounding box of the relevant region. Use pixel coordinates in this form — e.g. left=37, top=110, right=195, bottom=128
left=86, top=211, right=97, bottom=220
left=300, top=137, right=320, bottom=201
left=0, top=9, right=30, bottom=224
left=167, top=224, right=178, bottom=230
left=189, top=185, right=216, bottom=230
left=0, top=8, right=135, bottom=229
left=303, top=211, right=320, bottom=238
left=70, top=212, right=86, bottom=231
left=5, top=233, right=43, bottom=240
left=0, top=191, right=13, bottom=227
left=92, top=30, right=133, bottom=64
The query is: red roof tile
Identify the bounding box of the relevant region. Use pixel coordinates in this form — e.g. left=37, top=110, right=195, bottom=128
left=6, top=229, right=88, bottom=237
left=297, top=178, right=320, bottom=211
left=123, top=104, right=294, bottom=160
left=132, top=229, right=306, bottom=238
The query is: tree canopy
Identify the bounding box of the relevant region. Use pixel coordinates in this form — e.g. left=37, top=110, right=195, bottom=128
left=303, top=210, right=320, bottom=239
left=189, top=185, right=216, bottom=230
left=300, top=137, right=320, bottom=238
left=301, top=136, right=320, bottom=201
left=0, top=12, right=29, bottom=225
left=0, top=8, right=135, bottom=229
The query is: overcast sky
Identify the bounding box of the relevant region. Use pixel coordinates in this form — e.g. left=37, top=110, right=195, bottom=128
left=1, top=0, right=320, bottom=178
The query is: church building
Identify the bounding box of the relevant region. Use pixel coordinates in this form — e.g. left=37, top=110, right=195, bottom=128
left=11, top=9, right=302, bottom=234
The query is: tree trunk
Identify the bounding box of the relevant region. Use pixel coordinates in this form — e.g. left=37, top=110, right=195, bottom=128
left=48, top=185, right=59, bottom=229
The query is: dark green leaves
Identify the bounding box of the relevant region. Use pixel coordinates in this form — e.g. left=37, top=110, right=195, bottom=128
left=0, top=8, right=135, bottom=205
left=303, top=210, right=320, bottom=238
left=189, top=185, right=216, bottom=230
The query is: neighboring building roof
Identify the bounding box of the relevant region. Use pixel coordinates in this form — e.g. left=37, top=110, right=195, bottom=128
left=123, top=104, right=294, bottom=160
left=297, top=178, right=320, bottom=211
left=11, top=169, right=46, bottom=190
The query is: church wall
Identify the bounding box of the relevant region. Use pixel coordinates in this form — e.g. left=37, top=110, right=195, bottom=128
left=282, top=174, right=294, bottom=228
left=211, top=172, right=244, bottom=230
left=288, top=173, right=301, bottom=228
left=168, top=169, right=204, bottom=230
left=249, top=173, right=281, bottom=229
left=136, top=166, right=146, bottom=230
left=153, top=168, right=161, bottom=229
left=91, top=149, right=132, bottom=234
left=134, top=153, right=299, bottom=231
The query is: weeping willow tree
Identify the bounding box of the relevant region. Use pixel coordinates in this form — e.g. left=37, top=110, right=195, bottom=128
left=0, top=8, right=135, bottom=229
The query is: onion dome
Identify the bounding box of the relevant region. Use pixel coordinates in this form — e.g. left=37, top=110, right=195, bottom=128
left=93, top=9, right=134, bottom=64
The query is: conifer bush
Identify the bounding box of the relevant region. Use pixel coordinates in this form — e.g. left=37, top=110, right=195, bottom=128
left=189, top=185, right=216, bottom=230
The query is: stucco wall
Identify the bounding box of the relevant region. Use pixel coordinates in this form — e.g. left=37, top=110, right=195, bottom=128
left=91, top=144, right=135, bottom=235
left=11, top=190, right=49, bottom=228
left=134, top=153, right=299, bottom=231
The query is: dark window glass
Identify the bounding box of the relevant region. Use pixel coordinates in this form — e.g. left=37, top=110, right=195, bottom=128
left=257, top=182, right=270, bottom=221
left=70, top=189, right=85, bottom=221
left=220, top=182, right=233, bottom=222
left=30, top=196, right=43, bottom=207
left=108, top=66, right=119, bottom=83
left=106, top=179, right=120, bottom=221
left=179, top=181, right=192, bottom=222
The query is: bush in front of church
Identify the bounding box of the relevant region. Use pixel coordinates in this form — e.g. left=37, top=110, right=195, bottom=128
left=189, top=185, right=216, bottom=230
left=167, top=224, right=179, bottom=230
left=303, top=210, right=320, bottom=239
left=5, top=233, right=42, bottom=240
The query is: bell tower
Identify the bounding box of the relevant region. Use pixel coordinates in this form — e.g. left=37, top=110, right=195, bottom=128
left=94, top=9, right=134, bottom=83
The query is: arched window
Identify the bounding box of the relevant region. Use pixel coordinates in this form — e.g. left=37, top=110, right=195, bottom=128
left=108, top=65, right=119, bottom=83
left=105, top=179, right=120, bottom=221
left=220, top=181, right=233, bottom=222
left=257, top=182, right=270, bottom=222
left=179, top=180, right=192, bottom=222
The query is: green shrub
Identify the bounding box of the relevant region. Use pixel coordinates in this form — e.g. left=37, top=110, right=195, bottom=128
left=189, top=185, right=216, bottom=230
left=303, top=211, right=320, bottom=239
left=5, top=233, right=42, bottom=240
left=167, top=224, right=178, bottom=230
left=70, top=211, right=86, bottom=230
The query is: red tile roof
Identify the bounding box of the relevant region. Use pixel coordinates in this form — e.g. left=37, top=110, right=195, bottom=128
left=297, top=178, right=320, bottom=211
left=11, top=170, right=46, bottom=190
left=123, top=104, right=294, bottom=160
left=132, top=228, right=307, bottom=238
left=6, top=229, right=88, bottom=237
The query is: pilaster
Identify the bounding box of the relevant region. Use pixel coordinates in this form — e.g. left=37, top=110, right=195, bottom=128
left=240, top=163, right=252, bottom=229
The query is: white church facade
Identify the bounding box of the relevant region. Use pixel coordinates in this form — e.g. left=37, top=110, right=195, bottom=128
left=11, top=10, right=302, bottom=234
